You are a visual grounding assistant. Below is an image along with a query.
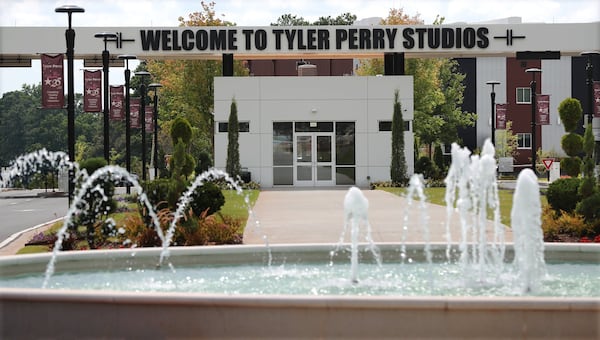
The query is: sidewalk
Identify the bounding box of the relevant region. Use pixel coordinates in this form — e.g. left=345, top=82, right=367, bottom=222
left=0, top=188, right=67, bottom=199
left=243, top=189, right=513, bottom=244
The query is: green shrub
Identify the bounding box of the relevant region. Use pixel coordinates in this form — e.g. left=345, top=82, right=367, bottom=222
left=560, top=157, right=582, bottom=177
left=75, top=157, right=117, bottom=249
left=145, top=178, right=172, bottom=209
left=561, top=133, right=583, bottom=157
left=170, top=117, right=193, bottom=145
left=415, top=156, right=438, bottom=179
left=433, top=144, right=446, bottom=176
left=578, top=176, right=596, bottom=198
left=546, top=177, right=582, bottom=213
left=189, top=182, right=225, bottom=216
left=557, top=97, right=582, bottom=132
left=575, top=192, right=600, bottom=223
left=195, top=150, right=213, bottom=174
left=79, top=157, right=107, bottom=175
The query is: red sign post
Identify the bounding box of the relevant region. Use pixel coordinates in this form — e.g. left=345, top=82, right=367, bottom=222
left=542, top=158, right=554, bottom=171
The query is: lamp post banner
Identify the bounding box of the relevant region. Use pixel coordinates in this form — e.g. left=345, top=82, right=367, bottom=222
left=145, top=107, right=154, bottom=133
left=110, top=85, right=124, bottom=121
left=594, top=81, right=600, bottom=118
left=83, top=70, right=101, bottom=112
left=130, top=97, right=141, bottom=128
left=41, top=54, right=64, bottom=109
left=536, top=94, right=550, bottom=125
left=496, top=103, right=507, bottom=130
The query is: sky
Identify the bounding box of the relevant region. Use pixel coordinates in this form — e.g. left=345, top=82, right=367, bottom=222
left=1, top=0, right=599, bottom=95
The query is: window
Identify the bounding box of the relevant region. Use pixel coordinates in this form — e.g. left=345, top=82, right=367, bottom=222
left=517, top=133, right=531, bottom=149
left=516, top=87, right=531, bottom=104
left=273, top=122, right=293, bottom=185
left=218, top=122, right=250, bottom=133
left=378, top=120, right=410, bottom=132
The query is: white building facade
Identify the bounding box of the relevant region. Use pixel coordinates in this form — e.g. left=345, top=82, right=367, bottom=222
left=213, top=76, right=414, bottom=187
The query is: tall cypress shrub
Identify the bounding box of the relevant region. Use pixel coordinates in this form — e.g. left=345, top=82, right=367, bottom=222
left=226, top=98, right=241, bottom=179
left=390, top=90, right=408, bottom=185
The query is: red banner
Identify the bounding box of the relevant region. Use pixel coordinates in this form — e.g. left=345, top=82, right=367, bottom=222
left=130, top=97, right=141, bottom=129
left=145, top=106, right=154, bottom=133
left=496, top=103, right=507, bottom=130
left=41, top=54, right=64, bottom=109
left=83, top=70, right=102, bottom=112
left=594, top=81, right=600, bottom=118
left=536, top=94, right=550, bottom=125
left=109, top=85, right=124, bottom=121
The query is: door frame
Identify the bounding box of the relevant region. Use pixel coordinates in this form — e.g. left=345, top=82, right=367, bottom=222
left=293, top=132, right=335, bottom=186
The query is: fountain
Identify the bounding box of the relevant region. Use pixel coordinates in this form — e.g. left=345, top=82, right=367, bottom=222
left=0, top=147, right=599, bottom=338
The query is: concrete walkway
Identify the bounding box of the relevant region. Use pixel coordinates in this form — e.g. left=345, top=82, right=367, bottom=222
left=243, top=188, right=513, bottom=244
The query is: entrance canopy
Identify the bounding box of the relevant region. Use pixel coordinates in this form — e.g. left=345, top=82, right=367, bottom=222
left=1, top=23, right=599, bottom=64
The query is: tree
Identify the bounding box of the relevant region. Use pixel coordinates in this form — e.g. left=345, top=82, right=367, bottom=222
left=271, top=14, right=309, bottom=26
left=495, top=121, right=519, bottom=158
left=272, top=12, right=356, bottom=26
left=226, top=98, right=241, bottom=178
left=356, top=11, right=474, bottom=155
left=558, top=97, right=584, bottom=177
left=390, top=90, right=407, bottom=184
left=313, top=13, right=356, bottom=25
left=146, top=1, right=248, bottom=168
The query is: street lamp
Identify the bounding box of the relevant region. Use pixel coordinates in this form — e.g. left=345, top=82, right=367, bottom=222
left=526, top=68, right=542, bottom=174
left=94, top=32, right=118, bottom=164
left=135, top=70, right=151, bottom=182
left=117, top=54, right=136, bottom=193
left=148, top=83, right=162, bottom=179
left=55, top=4, right=84, bottom=203
left=486, top=80, right=501, bottom=146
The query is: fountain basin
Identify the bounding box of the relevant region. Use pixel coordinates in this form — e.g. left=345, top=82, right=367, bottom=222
left=1, top=243, right=599, bottom=338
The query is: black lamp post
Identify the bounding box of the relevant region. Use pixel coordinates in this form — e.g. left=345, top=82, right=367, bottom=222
left=148, top=83, right=162, bottom=179
left=486, top=80, right=501, bottom=146
left=55, top=4, right=84, bottom=203
left=526, top=68, right=542, bottom=174
left=117, top=54, right=136, bottom=193
left=94, top=32, right=117, bottom=164
left=135, top=70, right=151, bottom=182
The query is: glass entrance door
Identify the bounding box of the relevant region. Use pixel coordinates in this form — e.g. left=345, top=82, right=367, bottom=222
left=294, top=133, right=334, bottom=186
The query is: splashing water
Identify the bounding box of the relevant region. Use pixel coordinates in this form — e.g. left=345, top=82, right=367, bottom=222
left=444, top=139, right=504, bottom=282
left=511, top=169, right=546, bottom=293
left=0, top=149, right=77, bottom=189
left=159, top=168, right=271, bottom=266
left=42, top=166, right=165, bottom=288
left=333, top=187, right=381, bottom=283
left=403, top=174, right=431, bottom=264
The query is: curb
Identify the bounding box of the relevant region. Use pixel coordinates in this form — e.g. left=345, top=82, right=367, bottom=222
left=0, top=217, right=63, bottom=251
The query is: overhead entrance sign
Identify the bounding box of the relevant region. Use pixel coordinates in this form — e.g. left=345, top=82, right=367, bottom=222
left=1, top=23, right=598, bottom=60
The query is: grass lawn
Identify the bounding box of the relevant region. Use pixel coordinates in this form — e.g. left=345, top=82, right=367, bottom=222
left=378, top=186, right=547, bottom=227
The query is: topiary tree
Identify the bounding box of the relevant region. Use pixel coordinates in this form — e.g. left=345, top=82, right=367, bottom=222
left=390, top=90, right=408, bottom=185
left=546, top=177, right=582, bottom=214
left=557, top=98, right=582, bottom=132
left=557, top=97, right=584, bottom=178
left=75, top=157, right=116, bottom=249
left=561, top=133, right=583, bottom=157
left=226, top=98, right=241, bottom=179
